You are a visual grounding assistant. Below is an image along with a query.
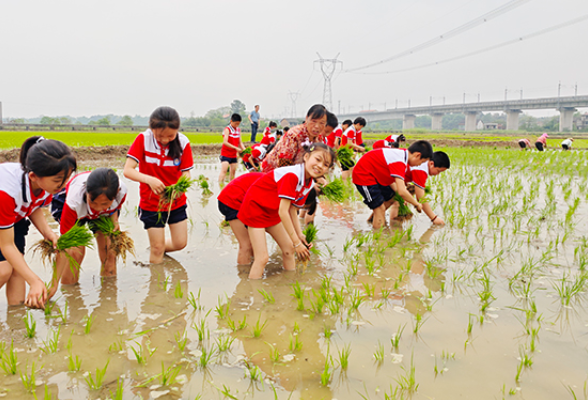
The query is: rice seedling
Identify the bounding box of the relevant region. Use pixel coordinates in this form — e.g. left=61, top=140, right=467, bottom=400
left=296, top=297, right=305, bottom=311
left=289, top=333, right=303, bottom=352
left=192, top=318, right=209, bottom=342
left=0, top=340, right=18, bottom=375
left=308, top=290, right=325, bottom=314
left=109, top=337, right=124, bottom=353
left=67, top=351, right=82, bottom=372
left=349, top=289, right=364, bottom=312
left=41, top=326, right=61, bottom=354
left=174, top=281, right=184, bottom=299
left=20, top=361, right=38, bottom=393
left=130, top=342, right=147, bottom=365
left=323, top=324, right=333, bottom=340
left=320, top=178, right=346, bottom=202
left=187, top=290, right=204, bottom=311
left=258, top=288, right=275, bottom=304
left=291, top=281, right=304, bottom=300
left=338, top=344, right=352, bottom=370
left=320, top=349, right=333, bottom=386
left=215, top=335, right=234, bottom=353
left=336, top=146, right=355, bottom=169
left=84, top=313, right=95, bottom=334
left=391, top=324, right=405, bottom=349
left=85, top=359, right=109, bottom=390
left=217, top=384, right=238, bottom=400
left=244, top=358, right=262, bottom=381
left=251, top=314, right=268, bottom=338
left=266, top=342, right=280, bottom=363
left=227, top=315, right=247, bottom=332
left=88, top=216, right=135, bottom=262
left=413, top=312, right=427, bottom=334
left=215, top=296, right=230, bottom=320
left=197, top=175, right=213, bottom=196
left=159, top=175, right=196, bottom=212
left=175, top=331, right=188, bottom=352
left=199, top=347, right=214, bottom=368
left=303, top=224, right=318, bottom=244
left=373, top=341, right=385, bottom=363
left=395, top=354, right=419, bottom=394
left=23, top=311, right=36, bottom=338
left=159, top=362, right=181, bottom=386
left=40, top=385, right=54, bottom=400
left=109, top=378, right=124, bottom=400
left=33, top=224, right=94, bottom=271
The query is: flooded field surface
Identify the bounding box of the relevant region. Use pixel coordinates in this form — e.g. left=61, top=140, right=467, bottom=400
left=0, top=148, right=587, bottom=399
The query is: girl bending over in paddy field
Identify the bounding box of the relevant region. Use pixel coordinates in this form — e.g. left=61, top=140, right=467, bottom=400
left=47, top=168, right=127, bottom=299
left=238, top=143, right=336, bottom=279
left=123, top=106, right=194, bottom=264
left=0, top=137, right=76, bottom=308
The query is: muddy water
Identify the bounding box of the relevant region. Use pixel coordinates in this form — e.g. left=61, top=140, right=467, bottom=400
left=0, top=153, right=587, bottom=399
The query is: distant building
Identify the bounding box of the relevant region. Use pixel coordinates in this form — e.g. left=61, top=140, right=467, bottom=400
left=483, top=122, right=499, bottom=130
left=575, top=113, right=588, bottom=130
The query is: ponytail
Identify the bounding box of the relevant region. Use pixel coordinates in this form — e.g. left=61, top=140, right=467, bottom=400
left=86, top=168, right=119, bottom=201
left=20, top=136, right=77, bottom=184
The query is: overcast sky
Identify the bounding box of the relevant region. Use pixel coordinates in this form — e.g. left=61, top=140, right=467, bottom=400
left=1, top=0, right=587, bottom=120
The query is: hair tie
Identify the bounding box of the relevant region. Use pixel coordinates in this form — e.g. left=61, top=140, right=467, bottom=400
left=36, top=136, right=46, bottom=144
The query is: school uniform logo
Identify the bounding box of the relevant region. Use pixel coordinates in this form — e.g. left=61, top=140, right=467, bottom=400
left=173, top=158, right=181, bottom=166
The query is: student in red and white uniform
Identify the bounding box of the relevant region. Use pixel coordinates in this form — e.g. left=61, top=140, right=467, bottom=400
left=324, top=113, right=341, bottom=148
left=123, top=106, right=194, bottom=264
left=219, top=113, right=245, bottom=184
left=352, top=140, right=433, bottom=230
left=0, top=137, right=76, bottom=309
left=218, top=172, right=264, bottom=264
left=340, top=117, right=367, bottom=180
left=260, top=121, right=278, bottom=145
left=238, top=143, right=335, bottom=279
left=243, top=143, right=269, bottom=172
left=48, top=168, right=128, bottom=298
left=373, top=134, right=406, bottom=149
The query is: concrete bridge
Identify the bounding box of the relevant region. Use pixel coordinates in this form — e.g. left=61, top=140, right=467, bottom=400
left=339, top=95, right=588, bottom=132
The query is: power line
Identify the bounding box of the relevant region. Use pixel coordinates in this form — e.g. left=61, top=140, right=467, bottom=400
left=345, top=0, right=531, bottom=73
left=350, top=14, right=588, bottom=75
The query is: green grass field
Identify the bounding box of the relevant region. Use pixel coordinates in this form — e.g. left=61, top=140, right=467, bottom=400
left=1, top=130, right=586, bottom=150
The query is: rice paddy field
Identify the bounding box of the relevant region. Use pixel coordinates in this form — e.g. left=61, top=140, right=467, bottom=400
left=0, top=146, right=587, bottom=399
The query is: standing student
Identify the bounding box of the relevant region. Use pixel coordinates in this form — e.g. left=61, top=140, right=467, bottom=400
left=123, top=106, right=194, bottom=264
left=219, top=113, right=245, bottom=183
left=340, top=117, right=367, bottom=180
left=218, top=172, right=264, bottom=264
left=238, top=144, right=335, bottom=279
left=390, top=151, right=450, bottom=225
left=352, top=140, right=433, bottom=230
left=561, top=138, right=574, bottom=150
left=535, top=133, right=548, bottom=151
left=0, top=137, right=76, bottom=308
left=48, top=168, right=127, bottom=298
left=249, top=105, right=261, bottom=143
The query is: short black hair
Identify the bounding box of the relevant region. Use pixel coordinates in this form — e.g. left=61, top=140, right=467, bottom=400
left=432, top=151, right=450, bottom=169
left=20, top=136, right=77, bottom=186
left=353, top=117, right=366, bottom=127
left=326, top=112, right=338, bottom=128
left=284, top=127, right=290, bottom=132
left=342, top=119, right=353, bottom=126
left=407, top=140, right=433, bottom=160
left=231, top=113, right=242, bottom=122
left=87, top=168, right=120, bottom=201
left=149, top=106, right=183, bottom=159
left=276, top=130, right=284, bottom=136
left=306, top=104, right=327, bottom=120
left=268, top=121, right=277, bottom=128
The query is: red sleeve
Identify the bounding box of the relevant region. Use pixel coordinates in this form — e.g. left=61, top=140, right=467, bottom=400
left=411, top=170, right=428, bottom=189
left=127, top=134, right=145, bottom=163
left=115, top=194, right=127, bottom=211
left=60, top=203, right=79, bottom=234
left=388, top=162, right=407, bottom=180
left=180, top=142, right=194, bottom=171
left=0, top=192, right=16, bottom=229
left=276, top=173, right=299, bottom=201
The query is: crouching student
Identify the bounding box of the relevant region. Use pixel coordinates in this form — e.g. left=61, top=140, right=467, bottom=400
left=373, top=134, right=406, bottom=149
left=0, top=137, right=76, bottom=308
left=561, top=138, right=574, bottom=150
left=390, top=151, right=450, bottom=225
left=218, top=172, right=264, bottom=264
left=352, top=140, right=433, bottom=230
left=238, top=144, right=335, bottom=279
left=535, top=133, right=548, bottom=151
left=517, top=138, right=531, bottom=150
left=48, top=168, right=127, bottom=298
left=124, top=106, right=194, bottom=264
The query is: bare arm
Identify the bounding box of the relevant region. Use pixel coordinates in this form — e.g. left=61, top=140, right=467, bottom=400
left=278, top=198, right=309, bottom=260
left=0, top=228, right=46, bottom=308
left=123, top=158, right=165, bottom=195
left=414, top=186, right=444, bottom=224
left=222, top=128, right=243, bottom=152
left=28, top=208, right=58, bottom=244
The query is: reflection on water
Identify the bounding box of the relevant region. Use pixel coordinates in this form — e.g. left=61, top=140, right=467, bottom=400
left=0, top=154, right=587, bottom=399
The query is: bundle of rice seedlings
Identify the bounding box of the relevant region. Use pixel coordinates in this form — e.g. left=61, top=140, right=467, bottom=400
left=88, top=216, right=135, bottom=263
left=320, top=179, right=346, bottom=202
left=198, top=176, right=213, bottom=196
left=34, top=224, right=94, bottom=271
left=303, top=224, right=318, bottom=244
left=336, top=146, right=355, bottom=168
left=393, top=194, right=413, bottom=217
left=240, top=147, right=252, bottom=157
left=159, top=175, right=196, bottom=211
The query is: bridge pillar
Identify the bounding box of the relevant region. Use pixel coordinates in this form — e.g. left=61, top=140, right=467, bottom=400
left=403, top=114, right=416, bottom=130
left=559, top=107, right=576, bottom=132
left=464, top=111, right=477, bottom=131
left=506, top=109, right=521, bottom=131
left=431, top=113, right=443, bottom=131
